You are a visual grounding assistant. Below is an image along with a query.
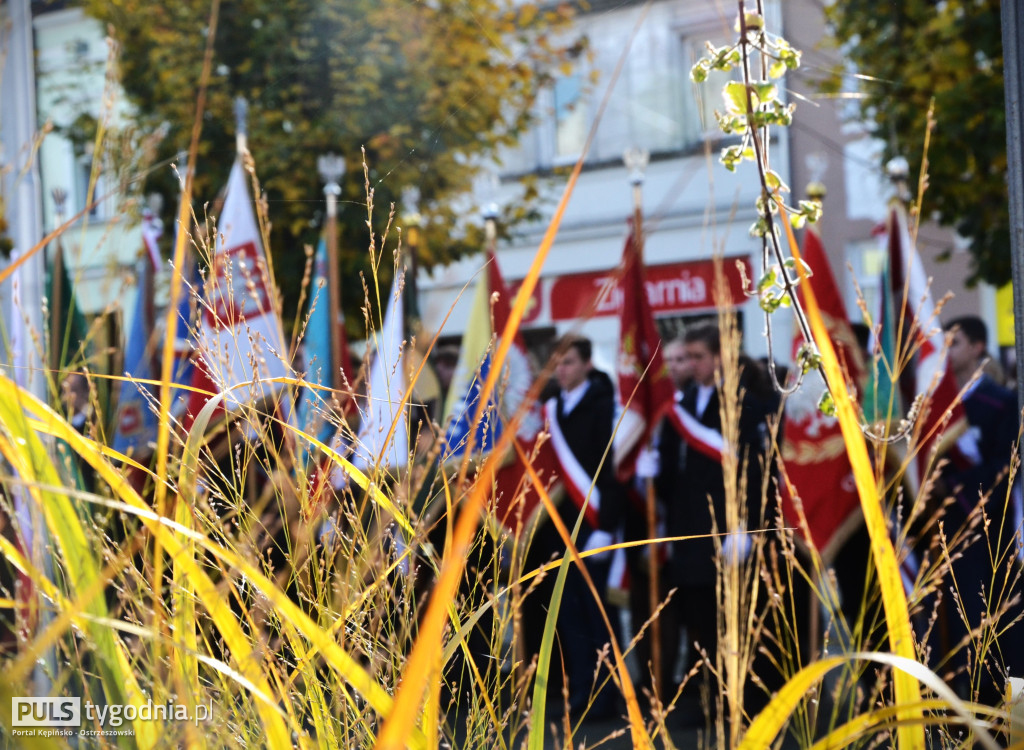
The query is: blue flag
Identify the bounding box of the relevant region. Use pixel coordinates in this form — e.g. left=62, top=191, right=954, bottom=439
left=112, top=256, right=159, bottom=458
left=298, top=237, right=337, bottom=456
left=168, top=244, right=201, bottom=424
left=441, top=251, right=538, bottom=462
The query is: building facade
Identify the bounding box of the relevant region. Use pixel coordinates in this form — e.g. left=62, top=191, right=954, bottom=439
left=417, top=0, right=1004, bottom=377
left=33, top=3, right=147, bottom=327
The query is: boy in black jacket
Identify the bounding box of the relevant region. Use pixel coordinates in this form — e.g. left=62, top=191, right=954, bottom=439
left=522, top=336, right=625, bottom=721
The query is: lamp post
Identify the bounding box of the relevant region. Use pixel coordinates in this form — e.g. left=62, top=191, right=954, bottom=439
left=318, top=153, right=346, bottom=394
left=401, top=186, right=423, bottom=332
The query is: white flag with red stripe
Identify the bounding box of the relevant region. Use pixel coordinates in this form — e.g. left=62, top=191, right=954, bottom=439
left=887, top=203, right=966, bottom=485
left=192, top=159, right=290, bottom=416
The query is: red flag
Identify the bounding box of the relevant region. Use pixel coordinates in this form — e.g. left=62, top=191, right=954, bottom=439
left=180, top=349, right=223, bottom=435
left=886, top=203, right=966, bottom=485
left=613, top=230, right=675, bottom=482
left=780, top=226, right=865, bottom=558
left=482, top=248, right=547, bottom=532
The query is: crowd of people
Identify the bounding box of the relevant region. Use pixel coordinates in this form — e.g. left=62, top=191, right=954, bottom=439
left=1, top=305, right=1020, bottom=729
left=499, top=314, right=1022, bottom=726
left=516, top=325, right=790, bottom=726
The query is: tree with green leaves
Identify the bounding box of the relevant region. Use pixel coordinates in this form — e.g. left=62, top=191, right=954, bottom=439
left=823, top=0, right=1007, bottom=286
left=85, top=0, right=581, bottom=326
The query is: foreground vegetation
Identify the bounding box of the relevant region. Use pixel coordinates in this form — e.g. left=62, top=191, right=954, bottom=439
left=1, top=2, right=1022, bottom=749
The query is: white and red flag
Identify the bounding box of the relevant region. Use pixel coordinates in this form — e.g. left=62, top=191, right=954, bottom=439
left=886, top=202, right=966, bottom=486
left=187, top=159, right=290, bottom=422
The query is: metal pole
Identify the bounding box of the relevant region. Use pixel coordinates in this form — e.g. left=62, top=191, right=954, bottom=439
left=3, top=0, right=54, bottom=696
left=4, top=0, right=46, bottom=400
left=1001, top=1, right=1024, bottom=419
left=1001, top=1, right=1024, bottom=729
left=234, top=97, right=248, bottom=156
left=318, top=154, right=346, bottom=394
left=624, top=147, right=663, bottom=701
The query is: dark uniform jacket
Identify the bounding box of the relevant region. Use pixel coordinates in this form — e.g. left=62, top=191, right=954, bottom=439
left=944, top=374, right=1019, bottom=545
left=668, top=384, right=775, bottom=587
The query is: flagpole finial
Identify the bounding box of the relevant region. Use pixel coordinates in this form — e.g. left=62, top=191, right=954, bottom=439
left=401, top=186, right=423, bottom=246
left=805, top=181, right=827, bottom=202
left=51, top=188, right=68, bottom=222
left=234, top=97, right=249, bottom=155
left=318, top=153, right=346, bottom=219
left=623, top=148, right=649, bottom=187
left=478, top=170, right=501, bottom=245
left=482, top=202, right=499, bottom=245
left=886, top=156, right=911, bottom=203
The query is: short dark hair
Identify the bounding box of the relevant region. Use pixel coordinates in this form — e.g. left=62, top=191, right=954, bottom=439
left=683, top=322, right=720, bottom=355
left=560, top=334, right=592, bottom=363
left=945, top=315, right=988, bottom=347
left=64, top=371, right=89, bottom=398
left=665, top=334, right=687, bottom=350
left=433, top=345, right=460, bottom=366
left=850, top=322, right=871, bottom=355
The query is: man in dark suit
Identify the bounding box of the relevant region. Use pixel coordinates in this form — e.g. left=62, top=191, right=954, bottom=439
left=522, top=336, right=625, bottom=721
left=939, top=315, right=1022, bottom=702
left=629, top=336, right=689, bottom=707
left=667, top=323, right=776, bottom=716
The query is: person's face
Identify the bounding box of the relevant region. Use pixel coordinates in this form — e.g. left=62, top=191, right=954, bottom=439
left=947, top=329, right=985, bottom=381
left=684, top=341, right=719, bottom=387
left=435, top=358, right=456, bottom=390
left=61, top=375, right=87, bottom=414
left=555, top=347, right=590, bottom=391
left=664, top=341, right=691, bottom=389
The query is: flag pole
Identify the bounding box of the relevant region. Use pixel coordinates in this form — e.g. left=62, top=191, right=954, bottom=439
left=318, top=154, right=347, bottom=395
left=50, top=189, right=67, bottom=375
left=803, top=181, right=825, bottom=665
left=625, top=147, right=663, bottom=700
left=234, top=96, right=248, bottom=156
left=401, top=186, right=423, bottom=336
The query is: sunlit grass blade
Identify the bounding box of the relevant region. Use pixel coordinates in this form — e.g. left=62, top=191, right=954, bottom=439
left=0, top=387, right=157, bottom=748
left=149, top=0, right=221, bottom=696
left=739, top=652, right=1001, bottom=749
left=2, top=376, right=298, bottom=748
left=11, top=377, right=433, bottom=748
left=374, top=138, right=587, bottom=750
left=780, top=206, right=924, bottom=749
left=364, top=7, right=660, bottom=747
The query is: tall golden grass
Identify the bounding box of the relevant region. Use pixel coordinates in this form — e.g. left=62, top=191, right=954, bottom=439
left=2, top=3, right=1023, bottom=749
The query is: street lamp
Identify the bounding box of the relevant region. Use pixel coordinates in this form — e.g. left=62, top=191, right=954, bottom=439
left=317, top=153, right=346, bottom=393
left=401, top=186, right=423, bottom=327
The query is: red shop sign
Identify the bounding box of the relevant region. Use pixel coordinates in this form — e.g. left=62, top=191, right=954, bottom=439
left=548, top=256, right=751, bottom=321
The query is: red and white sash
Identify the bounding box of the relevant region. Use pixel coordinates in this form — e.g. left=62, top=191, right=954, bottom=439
left=545, top=398, right=601, bottom=529
left=666, top=402, right=728, bottom=463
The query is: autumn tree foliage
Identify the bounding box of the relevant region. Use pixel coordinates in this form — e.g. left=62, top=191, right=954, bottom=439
left=824, top=0, right=1007, bottom=286
left=86, top=0, right=581, bottom=322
